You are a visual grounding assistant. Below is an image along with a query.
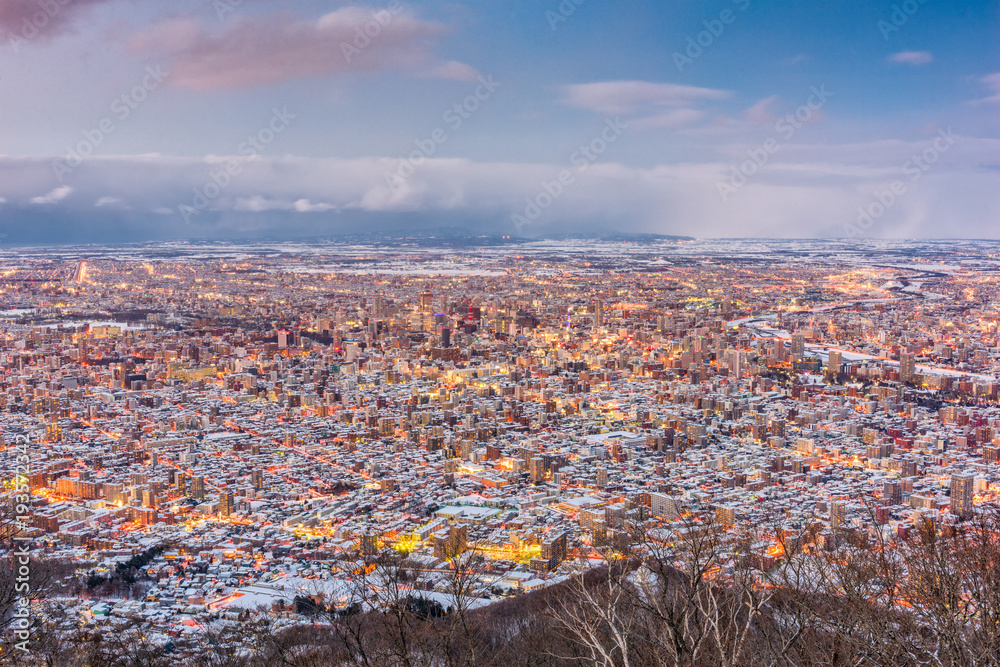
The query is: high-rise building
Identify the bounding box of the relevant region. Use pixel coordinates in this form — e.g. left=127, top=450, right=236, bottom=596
left=541, top=530, right=568, bottom=569
left=828, top=350, right=843, bottom=372
left=360, top=532, right=379, bottom=556
left=191, top=476, right=205, bottom=500
left=831, top=501, right=846, bottom=530
left=951, top=473, right=974, bottom=517
left=726, top=349, right=742, bottom=378
left=650, top=493, right=682, bottom=521
left=716, top=505, right=736, bottom=526
left=530, top=457, right=545, bottom=483
left=419, top=291, right=433, bottom=313
left=433, top=524, right=467, bottom=560
left=790, top=334, right=805, bottom=357
left=900, top=353, right=916, bottom=383
left=219, top=491, right=234, bottom=518
left=252, top=468, right=264, bottom=491
left=883, top=480, right=902, bottom=506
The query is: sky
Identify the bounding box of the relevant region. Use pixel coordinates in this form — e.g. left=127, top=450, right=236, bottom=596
left=0, top=0, right=997, bottom=244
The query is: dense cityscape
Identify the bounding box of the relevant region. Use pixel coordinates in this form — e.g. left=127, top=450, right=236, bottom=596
left=2, top=0, right=996, bottom=662
left=0, top=238, right=998, bottom=663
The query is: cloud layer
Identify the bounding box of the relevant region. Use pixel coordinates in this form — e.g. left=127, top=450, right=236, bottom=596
left=0, top=133, right=996, bottom=243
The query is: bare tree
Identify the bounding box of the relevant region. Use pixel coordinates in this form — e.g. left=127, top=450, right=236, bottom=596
left=432, top=548, right=491, bottom=667
left=548, top=560, right=638, bottom=667
left=321, top=547, right=434, bottom=667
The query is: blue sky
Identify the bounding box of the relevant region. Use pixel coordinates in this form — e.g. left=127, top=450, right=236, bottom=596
left=0, top=0, right=997, bottom=243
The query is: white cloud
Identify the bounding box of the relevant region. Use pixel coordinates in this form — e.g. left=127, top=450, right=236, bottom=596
left=293, top=199, right=337, bottom=213
left=30, top=186, right=72, bottom=205
left=423, top=61, right=481, bottom=82
left=128, top=8, right=474, bottom=90
left=95, top=196, right=125, bottom=207
left=563, top=80, right=729, bottom=115
left=888, top=51, right=934, bottom=65
left=743, top=96, right=780, bottom=125
left=235, top=196, right=339, bottom=213
left=234, top=196, right=287, bottom=213
left=971, top=72, right=1000, bottom=105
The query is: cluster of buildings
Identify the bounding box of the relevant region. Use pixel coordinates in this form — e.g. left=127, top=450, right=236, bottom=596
left=1, top=239, right=999, bottom=642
